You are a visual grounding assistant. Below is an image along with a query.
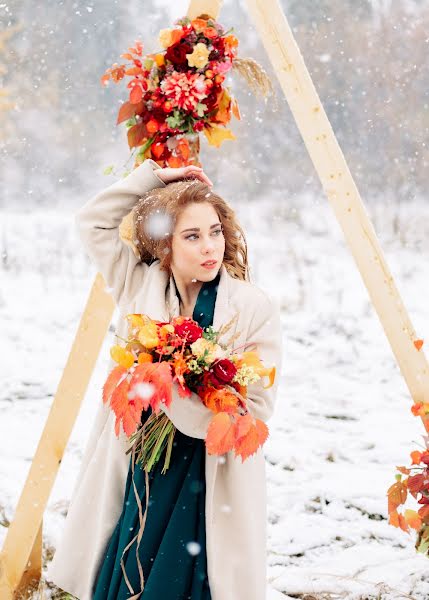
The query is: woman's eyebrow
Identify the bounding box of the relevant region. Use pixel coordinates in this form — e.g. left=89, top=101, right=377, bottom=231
left=180, top=223, right=221, bottom=233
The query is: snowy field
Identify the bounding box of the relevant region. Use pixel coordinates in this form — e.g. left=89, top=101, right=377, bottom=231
left=1, top=194, right=429, bottom=599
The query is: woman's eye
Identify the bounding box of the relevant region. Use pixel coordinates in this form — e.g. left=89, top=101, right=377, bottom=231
left=185, top=229, right=222, bottom=241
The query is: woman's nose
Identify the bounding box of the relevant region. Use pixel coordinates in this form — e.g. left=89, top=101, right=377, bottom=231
left=201, top=238, right=215, bottom=253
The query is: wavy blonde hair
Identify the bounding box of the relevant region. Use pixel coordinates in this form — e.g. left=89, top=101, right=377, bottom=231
left=132, top=178, right=249, bottom=281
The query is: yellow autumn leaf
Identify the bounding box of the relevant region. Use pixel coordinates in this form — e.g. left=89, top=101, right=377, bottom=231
left=241, top=351, right=276, bottom=389
left=203, top=124, right=236, bottom=148
left=110, top=345, right=135, bottom=369
left=404, top=509, right=423, bottom=531
left=126, top=313, right=146, bottom=329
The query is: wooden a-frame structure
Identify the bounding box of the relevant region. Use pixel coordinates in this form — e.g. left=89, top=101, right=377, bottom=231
left=1, top=0, right=429, bottom=597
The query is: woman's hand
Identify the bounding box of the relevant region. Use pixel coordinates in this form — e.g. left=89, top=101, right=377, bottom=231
left=155, top=164, right=213, bottom=187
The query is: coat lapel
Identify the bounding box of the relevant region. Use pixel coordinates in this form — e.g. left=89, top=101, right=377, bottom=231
left=136, top=260, right=234, bottom=333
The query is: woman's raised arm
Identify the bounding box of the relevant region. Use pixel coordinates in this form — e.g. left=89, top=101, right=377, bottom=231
left=75, top=158, right=167, bottom=307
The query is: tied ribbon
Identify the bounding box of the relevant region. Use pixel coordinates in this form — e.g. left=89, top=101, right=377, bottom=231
left=120, top=426, right=150, bottom=599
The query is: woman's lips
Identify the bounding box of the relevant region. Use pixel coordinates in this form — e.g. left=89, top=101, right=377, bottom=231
left=201, top=260, right=217, bottom=269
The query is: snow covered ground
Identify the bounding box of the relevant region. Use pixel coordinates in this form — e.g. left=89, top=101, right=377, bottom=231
left=1, top=195, right=429, bottom=599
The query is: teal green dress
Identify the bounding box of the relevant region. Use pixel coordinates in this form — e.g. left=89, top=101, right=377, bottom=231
left=93, top=272, right=220, bottom=600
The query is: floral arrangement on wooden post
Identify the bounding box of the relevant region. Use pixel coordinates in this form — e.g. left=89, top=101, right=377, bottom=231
left=100, top=13, right=275, bottom=175
left=387, top=339, right=429, bottom=556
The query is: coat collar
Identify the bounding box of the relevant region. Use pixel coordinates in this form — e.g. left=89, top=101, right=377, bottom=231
left=134, top=260, right=233, bottom=334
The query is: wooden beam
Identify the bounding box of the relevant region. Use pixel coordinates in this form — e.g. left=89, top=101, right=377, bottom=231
left=0, top=273, right=115, bottom=598
left=244, top=0, right=429, bottom=414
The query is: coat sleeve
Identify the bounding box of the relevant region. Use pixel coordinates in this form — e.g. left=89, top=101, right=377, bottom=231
left=242, top=293, right=283, bottom=422
left=75, top=158, right=167, bottom=307
left=158, top=293, right=283, bottom=439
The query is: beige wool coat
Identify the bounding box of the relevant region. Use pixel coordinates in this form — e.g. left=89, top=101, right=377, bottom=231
left=46, top=159, right=283, bottom=600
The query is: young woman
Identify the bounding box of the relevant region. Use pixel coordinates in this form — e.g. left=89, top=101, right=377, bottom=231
left=47, top=159, right=283, bottom=600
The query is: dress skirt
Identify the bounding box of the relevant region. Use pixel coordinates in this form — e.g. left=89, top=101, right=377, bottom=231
left=92, top=271, right=220, bottom=599
left=92, top=408, right=211, bottom=600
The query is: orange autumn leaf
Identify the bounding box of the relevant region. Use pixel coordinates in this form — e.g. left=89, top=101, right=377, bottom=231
left=388, top=509, right=409, bottom=532
left=125, top=66, right=144, bottom=77
left=109, top=375, right=143, bottom=437
left=117, top=100, right=136, bottom=125
left=102, top=365, right=127, bottom=404
left=206, top=412, right=236, bottom=455
left=387, top=480, right=408, bottom=513
left=202, top=387, right=240, bottom=414
left=404, top=509, right=423, bottom=531
left=100, top=64, right=126, bottom=86
left=255, top=418, right=269, bottom=445
left=130, top=84, right=143, bottom=104
left=396, top=465, right=411, bottom=476
left=418, top=504, right=429, bottom=520
left=127, top=121, right=147, bottom=149
left=414, top=339, right=424, bottom=351
left=213, top=89, right=232, bottom=125
left=233, top=413, right=268, bottom=462
left=234, top=421, right=260, bottom=462
left=129, top=361, right=173, bottom=413
left=407, top=473, right=426, bottom=495
left=234, top=412, right=253, bottom=439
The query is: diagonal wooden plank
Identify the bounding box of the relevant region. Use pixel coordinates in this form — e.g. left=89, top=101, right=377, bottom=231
left=244, top=0, right=429, bottom=416
left=0, top=273, right=115, bottom=598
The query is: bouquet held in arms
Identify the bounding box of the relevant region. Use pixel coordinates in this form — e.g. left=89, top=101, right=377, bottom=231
left=102, top=313, right=276, bottom=474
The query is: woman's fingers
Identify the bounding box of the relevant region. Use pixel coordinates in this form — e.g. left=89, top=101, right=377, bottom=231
left=156, top=164, right=213, bottom=187
left=186, top=166, right=213, bottom=187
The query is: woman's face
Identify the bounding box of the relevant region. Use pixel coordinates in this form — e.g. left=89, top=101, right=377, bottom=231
left=170, top=202, right=225, bottom=281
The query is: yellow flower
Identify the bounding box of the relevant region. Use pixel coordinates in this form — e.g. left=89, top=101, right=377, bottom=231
left=191, top=338, right=223, bottom=362
left=159, top=28, right=173, bottom=49
left=138, top=321, right=159, bottom=349
left=186, top=42, right=210, bottom=69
